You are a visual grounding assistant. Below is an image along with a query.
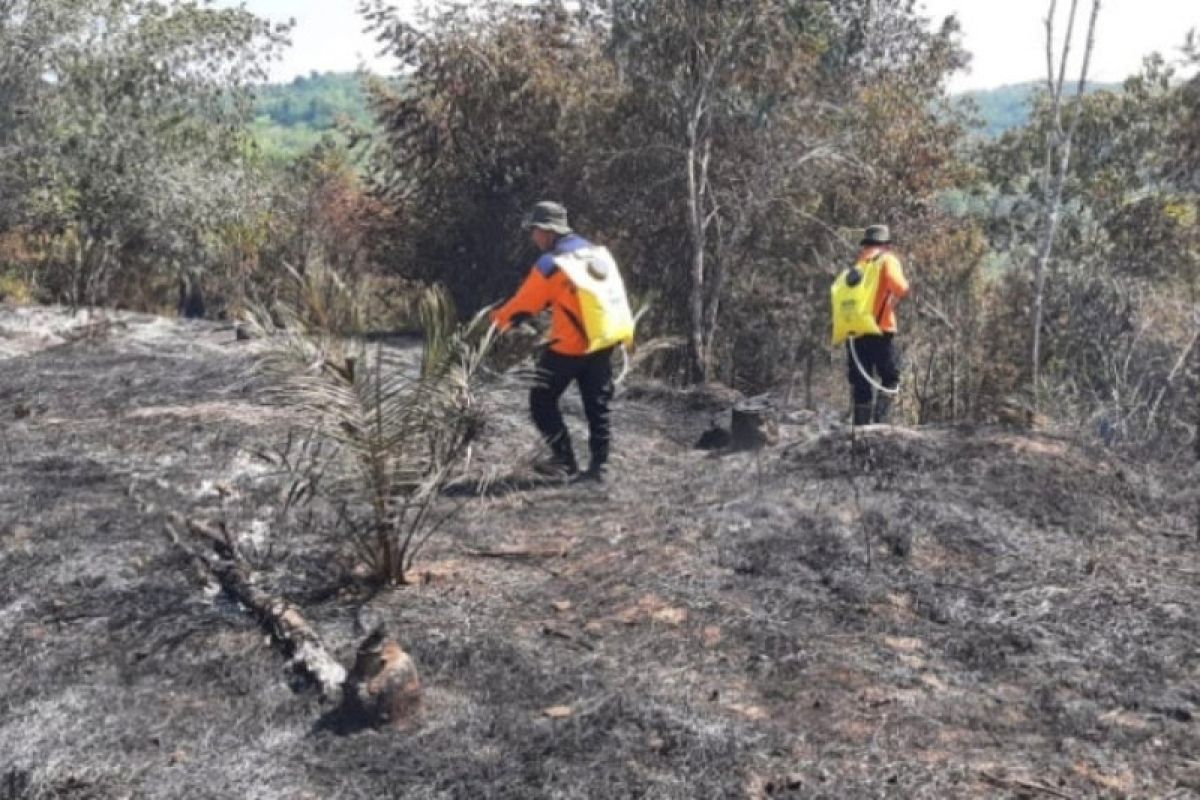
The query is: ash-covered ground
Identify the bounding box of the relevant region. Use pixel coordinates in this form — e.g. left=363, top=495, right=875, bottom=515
left=1, top=307, right=1197, bottom=799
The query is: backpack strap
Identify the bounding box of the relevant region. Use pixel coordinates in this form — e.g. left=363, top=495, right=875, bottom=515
left=561, top=305, right=588, bottom=342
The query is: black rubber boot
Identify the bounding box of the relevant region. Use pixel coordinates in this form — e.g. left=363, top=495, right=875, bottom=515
left=572, top=464, right=607, bottom=485
left=532, top=434, right=578, bottom=478
left=852, top=403, right=873, bottom=426
left=873, top=395, right=893, bottom=424
left=553, top=435, right=579, bottom=476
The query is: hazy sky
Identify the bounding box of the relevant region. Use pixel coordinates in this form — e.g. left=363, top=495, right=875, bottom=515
left=219, top=0, right=1199, bottom=91
left=921, top=0, right=1198, bottom=90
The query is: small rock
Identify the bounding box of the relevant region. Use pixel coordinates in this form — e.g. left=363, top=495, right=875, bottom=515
left=652, top=607, right=688, bottom=626
left=728, top=703, right=770, bottom=721
left=4, top=525, right=32, bottom=543
left=616, top=606, right=642, bottom=625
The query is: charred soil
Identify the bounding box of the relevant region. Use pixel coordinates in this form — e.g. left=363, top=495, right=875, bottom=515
left=1, top=307, right=1197, bottom=799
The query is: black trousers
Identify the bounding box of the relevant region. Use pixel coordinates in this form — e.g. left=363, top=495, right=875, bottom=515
left=847, top=333, right=900, bottom=408
left=530, top=347, right=615, bottom=472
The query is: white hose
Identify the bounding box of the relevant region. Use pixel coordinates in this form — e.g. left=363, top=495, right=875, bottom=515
left=848, top=336, right=901, bottom=396
left=614, top=304, right=652, bottom=388
left=614, top=343, right=631, bottom=386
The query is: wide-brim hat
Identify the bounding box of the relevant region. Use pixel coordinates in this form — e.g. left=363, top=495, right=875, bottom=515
left=525, top=201, right=572, bottom=235
left=861, top=224, right=891, bottom=246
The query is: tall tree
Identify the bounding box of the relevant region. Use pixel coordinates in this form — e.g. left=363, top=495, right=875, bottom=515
left=0, top=0, right=288, bottom=306
left=1030, top=0, right=1102, bottom=403
left=977, top=46, right=1198, bottom=446
left=360, top=0, right=970, bottom=390
left=359, top=1, right=613, bottom=316
left=606, top=1, right=835, bottom=382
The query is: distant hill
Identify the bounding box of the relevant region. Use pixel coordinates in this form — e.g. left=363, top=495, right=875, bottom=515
left=958, top=81, right=1122, bottom=138
left=247, top=72, right=1122, bottom=157
left=250, top=71, right=376, bottom=160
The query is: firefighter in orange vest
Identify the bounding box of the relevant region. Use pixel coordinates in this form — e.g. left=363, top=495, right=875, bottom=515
left=491, top=201, right=614, bottom=482
left=848, top=225, right=909, bottom=425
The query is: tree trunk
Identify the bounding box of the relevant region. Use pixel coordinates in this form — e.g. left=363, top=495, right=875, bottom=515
left=1032, top=0, right=1101, bottom=405
left=686, top=130, right=709, bottom=383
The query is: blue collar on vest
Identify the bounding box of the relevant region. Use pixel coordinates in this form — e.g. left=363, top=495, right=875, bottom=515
left=536, top=233, right=592, bottom=276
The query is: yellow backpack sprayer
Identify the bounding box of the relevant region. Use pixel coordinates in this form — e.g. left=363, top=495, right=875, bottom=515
left=552, top=245, right=636, bottom=383
left=488, top=246, right=638, bottom=383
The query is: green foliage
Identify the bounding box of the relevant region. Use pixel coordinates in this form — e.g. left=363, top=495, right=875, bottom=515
left=249, top=117, right=332, bottom=162
left=0, top=0, right=289, bottom=306
left=359, top=0, right=976, bottom=388
left=256, top=72, right=374, bottom=129
left=0, top=272, right=33, bottom=305
left=249, top=71, right=378, bottom=161
left=201, top=135, right=392, bottom=328
left=978, top=57, right=1197, bottom=274
left=0, top=1, right=1192, bottom=454
left=359, top=1, right=612, bottom=321
left=973, top=51, right=1199, bottom=450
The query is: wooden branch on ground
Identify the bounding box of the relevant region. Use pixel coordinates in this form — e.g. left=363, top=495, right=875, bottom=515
left=980, top=771, right=1077, bottom=799
left=163, top=512, right=347, bottom=701
left=181, top=515, right=238, bottom=560
left=541, top=623, right=596, bottom=651
left=462, top=543, right=571, bottom=559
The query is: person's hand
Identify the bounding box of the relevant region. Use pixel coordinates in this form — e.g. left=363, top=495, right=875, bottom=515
left=510, top=311, right=536, bottom=332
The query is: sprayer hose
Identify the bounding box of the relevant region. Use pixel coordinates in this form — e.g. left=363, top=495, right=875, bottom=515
left=848, top=336, right=901, bottom=396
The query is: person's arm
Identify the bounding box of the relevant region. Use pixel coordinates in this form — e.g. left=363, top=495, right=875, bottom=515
left=882, top=255, right=909, bottom=300
left=872, top=254, right=909, bottom=326
left=491, top=267, right=553, bottom=330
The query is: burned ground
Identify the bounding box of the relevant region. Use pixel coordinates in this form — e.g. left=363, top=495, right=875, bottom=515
left=1, top=307, right=1197, bottom=799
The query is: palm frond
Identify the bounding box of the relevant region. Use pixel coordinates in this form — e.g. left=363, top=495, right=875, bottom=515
left=247, top=267, right=504, bottom=585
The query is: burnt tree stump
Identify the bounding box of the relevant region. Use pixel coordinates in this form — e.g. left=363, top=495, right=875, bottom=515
left=342, top=625, right=422, bottom=729
left=730, top=397, right=779, bottom=451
